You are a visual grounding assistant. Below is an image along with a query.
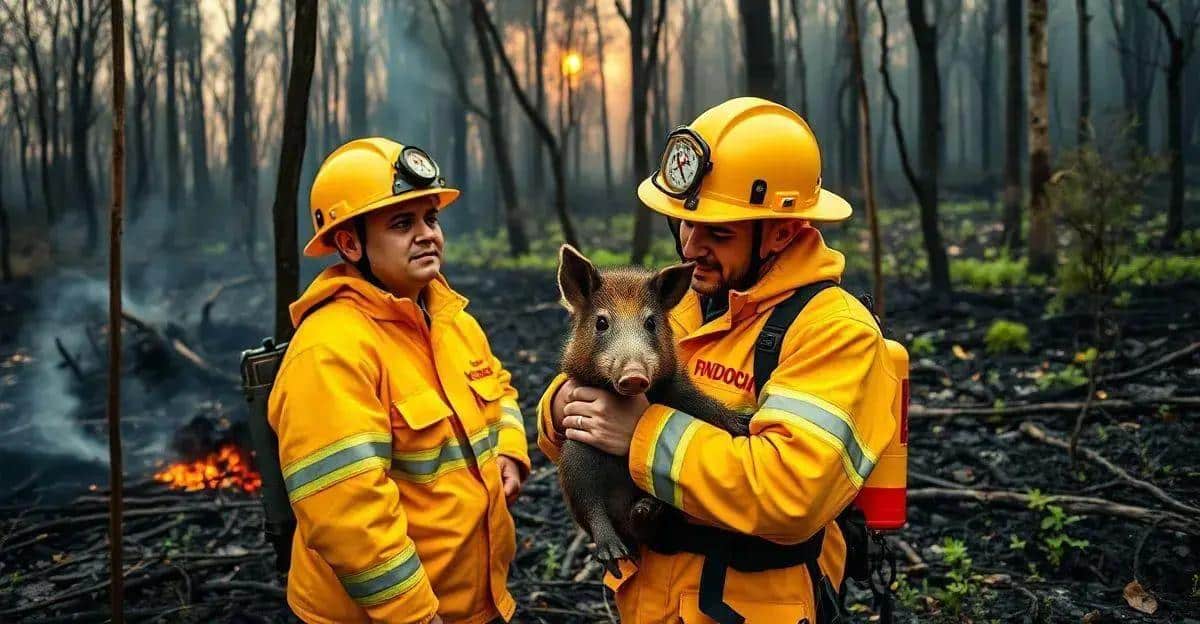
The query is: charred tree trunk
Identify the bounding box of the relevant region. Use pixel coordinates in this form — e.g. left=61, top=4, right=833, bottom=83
left=1113, top=0, right=1157, bottom=151
left=1147, top=0, right=1193, bottom=248
left=71, top=0, right=106, bottom=251
left=16, top=0, right=57, bottom=224
left=1078, top=0, right=1091, bottom=144
left=1003, top=0, right=1024, bottom=251
left=185, top=4, right=212, bottom=208
left=8, top=70, right=35, bottom=213
left=789, top=0, right=808, bottom=118
left=163, top=0, right=180, bottom=217
left=846, top=0, right=884, bottom=316
left=449, top=0, right=469, bottom=197
left=230, top=0, right=257, bottom=268
left=625, top=0, right=668, bottom=264
left=981, top=0, right=998, bottom=176
left=907, top=0, right=951, bottom=292
left=1027, top=0, right=1054, bottom=276
left=272, top=0, right=317, bottom=341
left=0, top=143, right=9, bottom=281
left=774, top=0, right=788, bottom=100
left=106, top=0, right=127, bottom=617
left=347, top=0, right=367, bottom=138
left=278, top=0, right=290, bottom=91
left=528, top=0, right=548, bottom=198
left=593, top=0, right=615, bottom=200
left=738, top=0, right=779, bottom=100
left=470, top=1, right=530, bottom=256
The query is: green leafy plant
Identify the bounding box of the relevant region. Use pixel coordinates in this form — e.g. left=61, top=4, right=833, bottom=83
left=541, top=542, right=561, bottom=580
left=1026, top=489, right=1090, bottom=567
left=984, top=320, right=1031, bottom=354
left=910, top=334, right=936, bottom=357
left=933, top=537, right=982, bottom=618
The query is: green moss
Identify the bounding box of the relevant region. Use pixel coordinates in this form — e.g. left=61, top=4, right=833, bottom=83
left=951, top=256, right=1046, bottom=290
left=984, top=320, right=1031, bottom=354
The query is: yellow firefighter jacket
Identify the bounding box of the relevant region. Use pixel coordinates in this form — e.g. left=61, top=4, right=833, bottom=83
left=269, top=264, right=529, bottom=624
left=537, top=227, right=899, bottom=623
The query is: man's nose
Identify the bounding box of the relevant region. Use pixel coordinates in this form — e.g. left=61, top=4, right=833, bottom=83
left=681, top=228, right=705, bottom=260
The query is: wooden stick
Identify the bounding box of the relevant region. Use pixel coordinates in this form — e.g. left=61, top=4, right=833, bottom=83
left=107, top=0, right=128, bottom=620
left=1097, top=341, right=1200, bottom=385
left=1019, top=421, right=1200, bottom=516
left=908, top=487, right=1199, bottom=536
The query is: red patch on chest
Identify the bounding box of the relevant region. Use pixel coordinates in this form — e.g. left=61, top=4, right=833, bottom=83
left=692, top=359, right=755, bottom=393
left=466, top=367, right=494, bottom=381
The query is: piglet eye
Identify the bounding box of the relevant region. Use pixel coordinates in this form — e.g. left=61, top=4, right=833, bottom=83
left=643, top=316, right=656, bottom=332
left=595, top=316, right=609, bottom=332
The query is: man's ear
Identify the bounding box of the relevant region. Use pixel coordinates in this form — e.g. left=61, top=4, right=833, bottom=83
left=333, top=227, right=363, bottom=262
left=650, top=262, right=695, bottom=311
left=557, top=245, right=601, bottom=312
left=762, top=219, right=806, bottom=255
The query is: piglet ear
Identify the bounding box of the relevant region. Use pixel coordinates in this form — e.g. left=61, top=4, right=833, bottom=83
left=557, top=245, right=602, bottom=313
left=650, top=262, right=695, bottom=311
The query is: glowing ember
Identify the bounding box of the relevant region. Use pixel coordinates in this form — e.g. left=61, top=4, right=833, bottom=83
left=155, top=443, right=262, bottom=493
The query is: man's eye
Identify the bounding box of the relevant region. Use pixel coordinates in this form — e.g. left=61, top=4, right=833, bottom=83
left=425, top=213, right=439, bottom=226
left=392, top=220, right=412, bottom=230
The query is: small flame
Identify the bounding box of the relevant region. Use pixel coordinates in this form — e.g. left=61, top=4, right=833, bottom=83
left=155, top=443, right=262, bottom=493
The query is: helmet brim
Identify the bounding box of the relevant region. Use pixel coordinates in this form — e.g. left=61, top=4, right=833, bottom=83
left=303, top=187, right=461, bottom=257
left=636, top=176, right=851, bottom=224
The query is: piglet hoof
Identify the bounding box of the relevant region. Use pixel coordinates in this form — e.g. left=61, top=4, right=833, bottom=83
left=594, top=538, right=630, bottom=579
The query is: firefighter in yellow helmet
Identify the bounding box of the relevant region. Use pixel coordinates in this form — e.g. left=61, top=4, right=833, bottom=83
left=537, top=98, right=903, bottom=623
left=269, top=138, right=529, bottom=624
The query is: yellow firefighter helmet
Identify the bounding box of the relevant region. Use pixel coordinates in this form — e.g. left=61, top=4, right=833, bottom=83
left=304, top=137, right=460, bottom=257
left=637, top=97, right=850, bottom=224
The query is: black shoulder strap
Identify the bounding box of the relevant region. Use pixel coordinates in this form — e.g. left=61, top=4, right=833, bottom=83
left=753, top=280, right=837, bottom=400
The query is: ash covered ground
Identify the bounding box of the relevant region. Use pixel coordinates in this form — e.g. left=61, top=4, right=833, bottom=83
left=1, top=260, right=1198, bottom=623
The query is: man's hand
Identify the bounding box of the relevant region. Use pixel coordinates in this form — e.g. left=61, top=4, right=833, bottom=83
left=549, top=377, right=581, bottom=437
left=563, top=386, right=649, bottom=456
left=496, top=456, right=526, bottom=505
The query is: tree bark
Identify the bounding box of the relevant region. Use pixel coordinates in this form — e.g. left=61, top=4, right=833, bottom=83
left=1003, top=0, right=1024, bottom=252
left=593, top=0, right=615, bottom=200
left=789, top=0, right=808, bottom=119
left=106, top=0, right=127, bottom=616
left=981, top=0, right=998, bottom=176
left=1027, top=0, right=1054, bottom=276
left=346, top=0, right=367, bottom=138
left=1146, top=0, right=1193, bottom=248
left=185, top=4, right=212, bottom=208
left=163, top=0, right=180, bottom=216
left=13, top=0, right=58, bottom=224
left=906, top=0, right=951, bottom=292
left=0, top=134, right=9, bottom=281
left=527, top=0, right=548, bottom=198
left=468, top=0, right=530, bottom=256
left=846, top=0, right=884, bottom=317
left=8, top=70, right=34, bottom=214
left=737, top=0, right=778, bottom=100
left=1077, top=0, right=1091, bottom=145
left=625, top=0, right=668, bottom=264
left=272, top=0, right=317, bottom=342
left=69, top=0, right=105, bottom=251
left=230, top=0, right=257, bottom=268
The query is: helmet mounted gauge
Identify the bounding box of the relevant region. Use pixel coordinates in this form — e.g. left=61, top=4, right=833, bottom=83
left=651, top=127, right=712, bottom=210
left=393, top=145, right=444, bottom=195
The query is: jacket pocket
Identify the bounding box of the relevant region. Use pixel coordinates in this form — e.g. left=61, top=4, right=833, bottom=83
left=392, top=387, right=454, bottom=430
left=466, top=375, right=505, bottom=402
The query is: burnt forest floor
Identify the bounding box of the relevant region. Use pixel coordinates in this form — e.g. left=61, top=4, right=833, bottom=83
left=1, top=257, right=1198, bottom=623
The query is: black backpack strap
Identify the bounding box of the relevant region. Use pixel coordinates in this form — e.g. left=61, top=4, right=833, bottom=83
left=753, top=280, right=837, bottom=400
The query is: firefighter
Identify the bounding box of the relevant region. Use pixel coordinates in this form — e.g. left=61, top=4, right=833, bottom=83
left=269, top=138, right=529, bottom=624
left=537, top=98, right=902, bottom=623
